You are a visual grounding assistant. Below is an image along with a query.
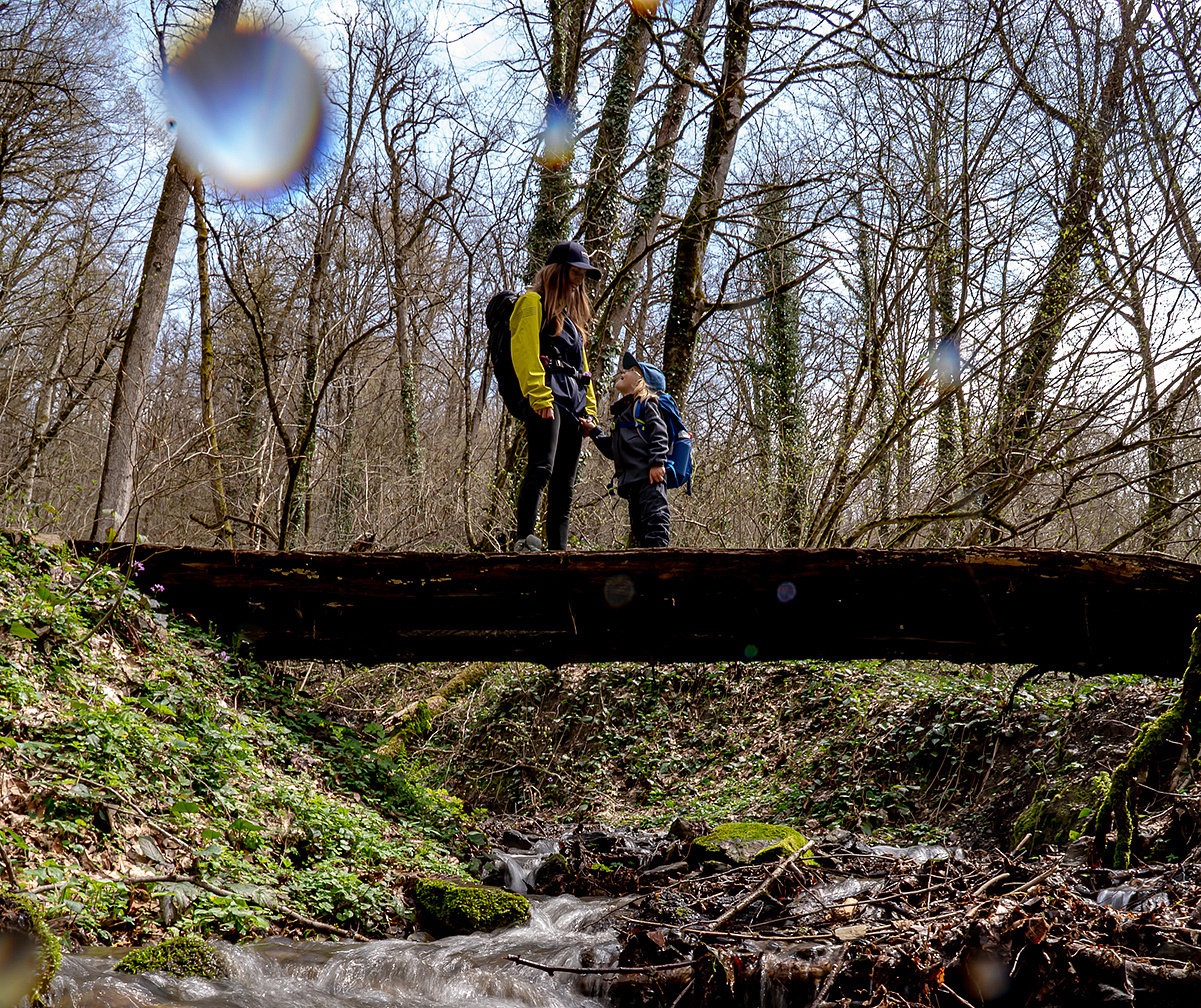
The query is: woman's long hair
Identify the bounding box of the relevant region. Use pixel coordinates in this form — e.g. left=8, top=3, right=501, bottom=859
left=532, top=263, right=592, bottom=342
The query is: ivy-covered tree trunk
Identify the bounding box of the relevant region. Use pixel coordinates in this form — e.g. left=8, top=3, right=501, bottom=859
left=754, top=188, right=807, bottom=546
left=978, top=0, right=1150, bottom=539
left=524, top=0, right=588, bottom=280
left=579, top=10, right=653, bottom=278
left=593, top=0, right=718, bottom=375
left=661, top=0, right=751, bottom=402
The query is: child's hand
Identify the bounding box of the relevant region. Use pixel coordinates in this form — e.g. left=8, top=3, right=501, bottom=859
left=580, top=415, right=597, bottom=433
left=649, top=465, right=666, bottom=483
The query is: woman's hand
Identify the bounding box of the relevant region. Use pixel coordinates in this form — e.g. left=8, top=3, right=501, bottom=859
left=536, top=405, right=555, bottom=420
left=579, top=415, right=597, bottom=433
left=649, top=465, right=666, bottom=483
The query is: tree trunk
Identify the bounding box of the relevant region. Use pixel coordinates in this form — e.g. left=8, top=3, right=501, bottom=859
left=662, top=0, right=751, bottom=402
left=524, top=0, right=588, bottom=280
left=91, top=150, right=194, bottom=541
left=90, top=0, right=242, bottom=542
left=979, top=0, right=1151, bottom=536
left=192, top=178, right=234, bottom=548
left=579, top=10, right=653, bottom=279
left=592, top=0, right=718, bottom=376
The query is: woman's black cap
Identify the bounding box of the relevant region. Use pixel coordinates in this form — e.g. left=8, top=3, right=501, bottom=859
left=546, top=240, right=602, bottom=280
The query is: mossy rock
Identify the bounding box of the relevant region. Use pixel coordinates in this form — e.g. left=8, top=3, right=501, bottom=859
left=0, top=889, right=61, bottom=1005
left=691, top=822, right=813, bottom=866
left=114, top=935, right=228, bottom=979
left=1013, top=774, right=1110, bottom=851
left=413, top=878, right=530, bottom=935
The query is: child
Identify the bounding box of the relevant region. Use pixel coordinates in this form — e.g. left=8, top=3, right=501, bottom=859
left=581, top=352, right=671, bottom=547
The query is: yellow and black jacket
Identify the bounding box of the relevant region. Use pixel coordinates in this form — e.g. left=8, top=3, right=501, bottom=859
left=509, top=290, right=597, bottom=418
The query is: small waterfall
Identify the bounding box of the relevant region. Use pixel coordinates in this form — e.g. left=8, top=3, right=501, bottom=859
left=487, top=837, right=562, bottom=894
left=44, top=895, right=621, bottom=1008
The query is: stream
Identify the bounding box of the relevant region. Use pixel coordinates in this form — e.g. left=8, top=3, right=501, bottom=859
left=45, top=895, right=622, bottom=1008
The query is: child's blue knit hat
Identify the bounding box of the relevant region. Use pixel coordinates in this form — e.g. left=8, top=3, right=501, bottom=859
left=622, top=351, right=666, bottom=393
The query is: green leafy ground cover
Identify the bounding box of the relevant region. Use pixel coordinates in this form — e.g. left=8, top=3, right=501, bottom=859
left=410, top=657, right=1177, bottom=850
left=0, top=532, right=469, bottom=947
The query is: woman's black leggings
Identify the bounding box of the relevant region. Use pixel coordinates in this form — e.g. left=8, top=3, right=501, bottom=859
left=516, top=405, right=583, bottom=550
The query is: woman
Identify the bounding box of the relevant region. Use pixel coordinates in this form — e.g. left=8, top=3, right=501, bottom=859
left=510, top=241, right=600, bottom=552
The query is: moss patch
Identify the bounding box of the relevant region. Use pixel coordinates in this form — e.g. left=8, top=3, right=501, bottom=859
left=413, top=878, right=530, bottom=935
left=0, top=889, right=61, bottom=1005
left=114, top=935, right=228, bottom=979
left=692, top=822, right=813, bottom=865
left=1014, top=774, right=1110, bottom=851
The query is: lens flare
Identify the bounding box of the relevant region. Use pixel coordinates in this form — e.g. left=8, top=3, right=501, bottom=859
left=776, top=581, right=797, bottom=603
left=744, top=644, right=759, bottom=659
left=604, top=575, right=636, bottom=608
left=167, top=27, right=326, bottom=195
left=930, top=336, right=962, bottom=392
left=534, top=96, right=574, bottom=169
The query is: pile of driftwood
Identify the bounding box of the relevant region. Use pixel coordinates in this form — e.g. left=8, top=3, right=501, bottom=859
left=586, top=836, right=1201, bottom=1007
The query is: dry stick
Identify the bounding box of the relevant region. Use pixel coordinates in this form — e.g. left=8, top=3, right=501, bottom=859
left=668, top=979, right=695, bottom=1008
left=0, top=841, right=19, bottom=888
left=939, top=982, right=977, bottom=1007
left=26, top=873, right=182, bottom=895
left=1007, top=866, right=1058, bottom=896
left=969, top=873, right=1011, bottom=898
left=507, top=955, right=701, bottom=975
left=184, top=875, right=366, bottom=940
left=708, top=841, right=815, bottom=931
left=812, top=945, right=847, bottom=1004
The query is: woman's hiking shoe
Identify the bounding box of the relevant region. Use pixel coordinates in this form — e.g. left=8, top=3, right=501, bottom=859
left=514, top=534, right=543, bottom=553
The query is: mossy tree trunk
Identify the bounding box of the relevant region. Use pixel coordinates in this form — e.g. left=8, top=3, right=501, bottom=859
left=378, top=662, right=499, bottom=757
left=974, top=0, right=1150, bottom=542
left=753, top=186, right=807, bottom=546
left=661, top=0, right=751, bottom=403
left=593, top=0, right=718, bottom=376
left=524, top=0, right=588, bottom=281
left=580, top=11, right=652, bottom=280
left=1094, top=616, right=1201, bottom=868
left=90, top=0, right=242, bottom=543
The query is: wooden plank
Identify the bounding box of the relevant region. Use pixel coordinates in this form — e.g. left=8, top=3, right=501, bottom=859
left=75, top=543, right=1201, bottom=674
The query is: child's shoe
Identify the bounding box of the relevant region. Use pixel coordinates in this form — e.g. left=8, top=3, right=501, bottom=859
left=514, top=534, right=543, bottom=553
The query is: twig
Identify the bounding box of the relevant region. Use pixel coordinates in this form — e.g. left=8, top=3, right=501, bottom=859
left=0, top=839, right=19, bottom=888
left=1007, top=866, right=1058, bottom=896
left=668, top=978, right=695, bottom=1008
left=507, top=955, right=700, bottom=975
left=969, top=873, right=1011, bottom=898
left=709, top=841, right=815, bottom=930
left=26, top=873, right=181, bottom=895
left=812, top=945, right=847, bottom=1004
left=939, top=982, right=977, bottom=1007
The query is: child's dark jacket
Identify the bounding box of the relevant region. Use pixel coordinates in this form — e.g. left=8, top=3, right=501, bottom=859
left=588, top=394, right=669, bottom=493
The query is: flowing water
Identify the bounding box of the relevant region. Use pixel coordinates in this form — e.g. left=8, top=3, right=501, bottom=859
left=44, top=896, right=622, bottom=1008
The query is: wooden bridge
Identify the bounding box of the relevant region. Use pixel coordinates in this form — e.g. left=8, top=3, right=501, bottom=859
left=77, top=544, right=1201, bottom=676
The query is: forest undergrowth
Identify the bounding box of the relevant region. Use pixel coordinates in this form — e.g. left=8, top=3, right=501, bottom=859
left=0, top=530, right=1192, bottom=952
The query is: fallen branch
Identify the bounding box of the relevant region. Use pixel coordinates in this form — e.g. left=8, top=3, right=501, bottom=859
left=507, top=955, right=701, bottom=975
left=709, top=841, right=815, bottom=930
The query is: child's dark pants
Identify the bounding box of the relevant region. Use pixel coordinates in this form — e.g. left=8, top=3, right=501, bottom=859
left=517, top=406, right=583, bottom=550
left=624, top=480, right=670, bottom=547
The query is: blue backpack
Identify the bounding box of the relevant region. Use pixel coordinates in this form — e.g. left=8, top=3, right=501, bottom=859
left=631, top=392, right=694, bottom=493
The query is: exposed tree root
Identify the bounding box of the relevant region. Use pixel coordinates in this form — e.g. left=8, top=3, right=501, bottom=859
left=1095, top=615, right=1201, bottom=867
